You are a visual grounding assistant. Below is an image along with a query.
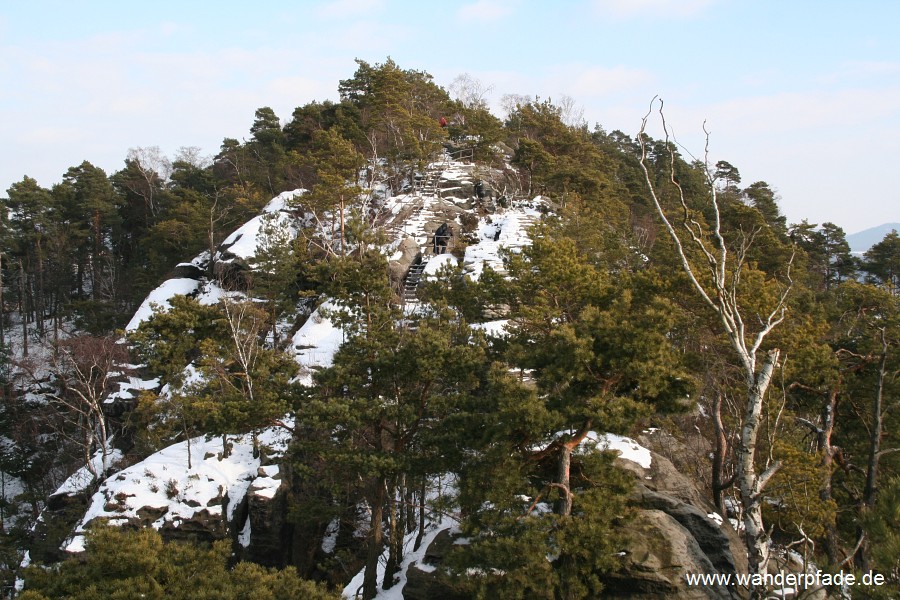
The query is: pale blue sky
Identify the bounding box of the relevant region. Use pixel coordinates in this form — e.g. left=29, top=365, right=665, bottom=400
left=2, top=0, right=898, bottom=232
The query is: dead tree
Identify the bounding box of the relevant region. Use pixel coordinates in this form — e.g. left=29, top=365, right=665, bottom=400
left=638, top=98, right=793, bottom=595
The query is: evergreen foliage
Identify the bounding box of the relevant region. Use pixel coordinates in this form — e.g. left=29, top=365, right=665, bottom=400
left=863, top=229, right=900, bottom=294
left=20, top=525, right=339, bottom=600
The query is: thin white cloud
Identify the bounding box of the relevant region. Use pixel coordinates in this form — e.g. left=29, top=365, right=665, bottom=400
left=457, top=0, right=515, bottom=23
left=815, top=60, right=900, bottom=86
left=315, top=0, right=386, bottom=19
left=18, top=127, right=86, bottom=145
left=699, top=88, right=900, bottom=135
left=565, top=66, right=654, bottom=98
left=0, top=27, right=348, bottom=192
left=158, top=21, right=189, bottom=37
left=590, top=0, right=717, bottom=19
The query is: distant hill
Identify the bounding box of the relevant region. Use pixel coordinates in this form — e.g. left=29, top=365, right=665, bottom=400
left=847, top=223, right=900, bottom=254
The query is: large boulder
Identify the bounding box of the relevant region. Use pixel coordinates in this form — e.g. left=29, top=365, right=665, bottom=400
left=607, top=446, right=749, bottom=599
left=604, top=509, right=737, bottom=599
left=403, top=529, right=469, bottom=600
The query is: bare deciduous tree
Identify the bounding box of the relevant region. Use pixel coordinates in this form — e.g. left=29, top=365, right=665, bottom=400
left=48, top=336, right=130, bottom=482
left=174, top=145, right=211, bottom=170
left=500, top=93, right=533, bottom=119
left=449, top=73, right=493, bottom=110
left=638, top=98, right=794, bottom=596
left=558, top=94, right=586, bottom=129
left=126, top=146, right=172, bottom=218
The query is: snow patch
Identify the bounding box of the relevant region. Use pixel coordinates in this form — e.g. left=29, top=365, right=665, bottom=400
left=470, top=319, right=509, bottom=338
left=125, top=278, right=201, bottom=331
left=422, top=254, right=458, bottom=278
left=292, top=301, right=345, bottom=385
left=249, top=464, right=281, bottom=500
left=581, top=432, right=652, bottom=469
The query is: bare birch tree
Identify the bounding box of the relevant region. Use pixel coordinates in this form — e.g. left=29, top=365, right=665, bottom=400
left=47, top=336, right=130, bottom=482
left=638, top=98, right=793, bottom=595
left=125, top=146, right=172, bottom=219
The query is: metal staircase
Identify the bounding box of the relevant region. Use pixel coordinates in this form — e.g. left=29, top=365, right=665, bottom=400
left=402, top=255, right=428, bottom=305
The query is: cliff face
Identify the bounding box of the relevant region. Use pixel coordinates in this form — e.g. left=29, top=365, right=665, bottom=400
left=606, top=444, right=747, bottom=599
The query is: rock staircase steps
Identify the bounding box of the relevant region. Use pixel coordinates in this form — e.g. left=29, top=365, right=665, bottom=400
left=403, top=257, right=428, bottom=304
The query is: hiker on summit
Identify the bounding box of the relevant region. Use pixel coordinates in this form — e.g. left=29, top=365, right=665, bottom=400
left=433, top=222, right=451, bottom=254
left=474, top=179, right=485, bottom=200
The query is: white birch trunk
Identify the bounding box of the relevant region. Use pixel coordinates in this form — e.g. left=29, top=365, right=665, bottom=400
left=638, top=99, right=792, bottom=597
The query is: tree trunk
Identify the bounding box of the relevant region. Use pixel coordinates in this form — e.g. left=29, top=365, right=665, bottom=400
left=363, top=477, right=386, bottom=600
left=555, top=425, right=590, bottom=517
left=185, top=418, right=193, bottom=470
left=856, top=331, right=888, bottom=571
left=414, top=476, right=426, bottom=551
left=819, top=388, right=841, bottom=565
left=19, top=260, right=27, bottom=358
left=36, top=236, right=45, bottom=338
left=405, top=474, right=415, bottom=534
left=712, top=392, right=729, bottom=512
left=271, top=303, right=278, bottom=347
left=0, top=252, right=5, bottom=351
left=340, top=195, right=346, bottom=257
left=736, top=350, right=779, bottom=599
left=556, top=444, right=573, bottom=516
left=384, top=479, right=400, bottom=590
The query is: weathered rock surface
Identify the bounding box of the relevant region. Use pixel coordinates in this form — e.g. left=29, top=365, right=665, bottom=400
left=401, top=447, right=749, bottom=600
left=389, top=236, right=422, bottom=293
left=403, top=530, right=469, bottom=600
left=607, top=447, right=748, bottom=599
left=241, top=483, right=290, bottom=568
left=604, top=508, right=736, bottom=599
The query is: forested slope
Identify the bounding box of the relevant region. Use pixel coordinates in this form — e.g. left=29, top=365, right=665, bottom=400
left=1, top=59, right=899, bottom=599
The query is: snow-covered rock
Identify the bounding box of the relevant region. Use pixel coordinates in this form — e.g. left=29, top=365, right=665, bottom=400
left=64, top=426, right=290, bottom=553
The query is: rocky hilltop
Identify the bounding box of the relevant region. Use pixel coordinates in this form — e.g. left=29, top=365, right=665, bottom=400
left=15, top=152, right=794, bottom=600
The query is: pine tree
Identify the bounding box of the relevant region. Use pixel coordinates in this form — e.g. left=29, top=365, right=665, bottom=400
left=496, top=231, right=693, bottom=516
left=19, top=525, right=340, bottom=600
left=864, top=230, right=900, bottom=294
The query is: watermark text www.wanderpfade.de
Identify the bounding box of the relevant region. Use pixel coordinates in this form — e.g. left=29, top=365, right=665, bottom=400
left=685, top=570, right=886, bottom=589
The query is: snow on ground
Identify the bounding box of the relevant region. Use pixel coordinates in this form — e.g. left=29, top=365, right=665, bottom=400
left=462, top=201, right=542, bottom=280
left=64, top=426, right=291, bottom=553
left=579, top=432, right=653, bottom=469
left=195, top=280, right=226, bottom=305
left=105, top=375, right=160, bottom=405
left=158, top=362, right=204, bottom=400
left=125, top=279, right=229, bottom=332
left=217, top=192, right=301, bottom=262
left=53, top=446, right=125, bottom=497
left=218, top=212, right=296, bottom=261
left=342, top=520, right=458, bottom=600
left=250, top=465, right=281, bottom=500
left=321, top=518, right=340, bottom=554
left=342, top=474, right=460, bottom=600
left=125, top=278, right=201, bottom=332
left=422, top=253, right=458, bottom=278
left=470, top=319, right=510, bottom=338
left=266, top=189, right=305, bottom=213
left=291, top=301, right=345, bottom=385
left=0, top=441, right=27, bottom=529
